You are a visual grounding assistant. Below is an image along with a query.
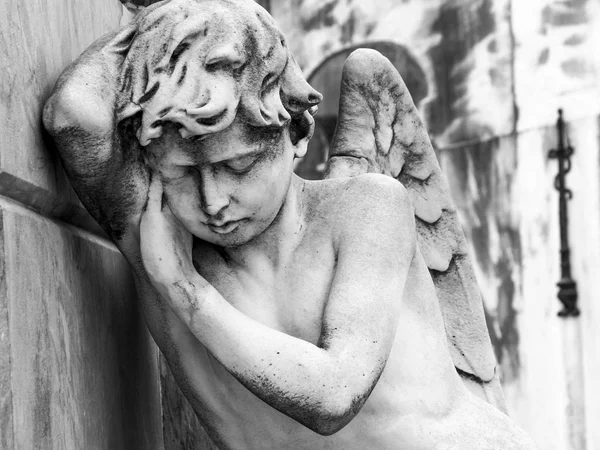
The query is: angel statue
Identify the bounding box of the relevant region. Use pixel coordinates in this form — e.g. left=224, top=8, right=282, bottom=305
left=43, top=0, right=535, bottom=448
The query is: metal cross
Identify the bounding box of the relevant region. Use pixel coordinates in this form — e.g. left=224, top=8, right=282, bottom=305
left=548, top=109, right=579, bottom=317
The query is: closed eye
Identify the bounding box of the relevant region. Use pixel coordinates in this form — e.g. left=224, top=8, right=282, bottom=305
left=195, top=108, right=228, bottom=127
left=223, top=155, right=259, bottom=173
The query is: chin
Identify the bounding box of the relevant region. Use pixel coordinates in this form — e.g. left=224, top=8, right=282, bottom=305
left=210, top=232, right=251, bottom=248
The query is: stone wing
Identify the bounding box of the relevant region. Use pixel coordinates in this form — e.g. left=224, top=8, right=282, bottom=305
left=324, top=49, right=505, bottom=410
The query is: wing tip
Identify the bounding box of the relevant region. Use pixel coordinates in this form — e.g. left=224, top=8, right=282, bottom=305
left=342, top=49, right=404, bottom=88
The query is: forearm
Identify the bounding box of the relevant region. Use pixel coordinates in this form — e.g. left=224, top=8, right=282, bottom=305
left=164, top=275, right=365, bottom=433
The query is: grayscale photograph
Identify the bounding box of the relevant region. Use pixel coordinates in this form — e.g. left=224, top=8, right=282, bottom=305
left=1, top=0, right=598, bottom=448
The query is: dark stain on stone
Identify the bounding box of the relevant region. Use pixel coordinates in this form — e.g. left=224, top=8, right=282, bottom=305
left=241, top=24, right=260, bottom=70
left=538, top=47, right=550, bottom=65
left=119, top=0, right=164, bottom=6
left=542, top=1, right=588, bottom=27
left=232, top=360, right=382, bottom=436
left=177, top=64, right=188, bottom=86
left=52, top=114, right=149, bottom=242
left=444, top=138, right=522, bottom=379
left=264, top=45, right=276, bottom=61
left=141, top=63, right=149, bottom=92
left=494, top=255, right=520, bottom=382
left=0, top=213, right=11, bottom=450
left=427, top=0, right=496, bottom=136
left=158, top=107, right=173, bottom=118
left=483, top=301, right=501, bottom=363
left=301, top=1, right=338, bottom=30
left=139, top=81, right=160, bottom=104
left=160, top=356, right=220, bottom=449
left=172, top=280, right=200, bottom=324
left=121, top=63, right=134, bottom=93
left=340, top=11, right=357, bottom=45
left=561, top=57, right=591, bottom=78
left=488, top=67, right=503, bottom=88
left=32, top=302, right=52, bottom=446
left=564, top=33, right=586, bottom=46
left=455, top=366, right=484, bottom=384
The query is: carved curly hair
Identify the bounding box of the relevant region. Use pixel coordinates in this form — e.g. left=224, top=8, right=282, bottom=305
left=112, top=0, right=322, bottom=146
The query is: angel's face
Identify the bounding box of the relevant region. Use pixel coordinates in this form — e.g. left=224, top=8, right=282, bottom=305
left=148, top=120, right=308, bottom=247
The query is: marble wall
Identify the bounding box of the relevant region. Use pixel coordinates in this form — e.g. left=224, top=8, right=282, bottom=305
left=439, top=118, right=600, bottom=450
left=268, top=1, right=600, bottom=449
left=0, top=0, right=214, bottom=448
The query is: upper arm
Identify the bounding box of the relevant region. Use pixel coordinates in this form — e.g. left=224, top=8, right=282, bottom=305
left=42, top=36, right=123, bottom=199
left=43, top=31, right=120, bottom=139
left=43, top=80, right=114, bottom=141
left=320, top=174, right=416, bottom=413
left=43, top=42, right=148, bottom=242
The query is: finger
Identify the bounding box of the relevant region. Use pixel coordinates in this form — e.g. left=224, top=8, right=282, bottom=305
left=146, top=173, right=164, bottom=213
left=164, top=204, right=194, bottom=245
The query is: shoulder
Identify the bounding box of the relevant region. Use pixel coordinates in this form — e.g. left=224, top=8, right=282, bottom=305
left=310, top=174, right=416, bottom=246
left=339, top=173, right=409, bottom=205
left=322, top=173, right=412, bottom=223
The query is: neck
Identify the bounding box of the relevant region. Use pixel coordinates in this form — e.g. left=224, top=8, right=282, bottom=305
left=221, top=175, right=306, bottom=272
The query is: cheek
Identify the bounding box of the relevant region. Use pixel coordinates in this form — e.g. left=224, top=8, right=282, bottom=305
left=163, top=179, right=204, bottom=224
left=241, top=162, right=291, bottom=218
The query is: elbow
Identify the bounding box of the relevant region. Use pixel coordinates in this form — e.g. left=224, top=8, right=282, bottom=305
left=43, top=88, right=82, bottom=138
left=43, top=84, right=83, bottom=136
left=43, top=83, right=113, bottom=137
left=42, top=92, right=64, bottom=137
left=308, top=414, right=353, bottom=437
left=302, top=392, right=365, bottom=436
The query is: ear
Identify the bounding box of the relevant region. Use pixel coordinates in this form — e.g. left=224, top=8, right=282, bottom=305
left=292, top=110, right=315, bottom=159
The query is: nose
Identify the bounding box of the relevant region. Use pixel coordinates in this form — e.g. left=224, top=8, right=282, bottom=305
left=199, top=169, right=230, bottom=217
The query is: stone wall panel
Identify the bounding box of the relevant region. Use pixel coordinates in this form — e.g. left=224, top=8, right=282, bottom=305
left=3, top=199, right=163, bottom=449
left=438, top=117, right=600, bottom=449
left=160, top=357, right=218, bottom=450
left=0, top=208, right=13, bottom=450
left=0, top=0, right=122, bottom=202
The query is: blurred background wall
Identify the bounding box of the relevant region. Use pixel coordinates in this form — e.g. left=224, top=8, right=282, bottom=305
left=267, top=1, right=600, bottom=449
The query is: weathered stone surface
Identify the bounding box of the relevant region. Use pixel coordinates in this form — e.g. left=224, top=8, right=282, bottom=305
left=512, top=0, right=600, bottom=131
left=574, top=116, right=600, bottom=450
left=327, top=49, right=498, bottom=387
left=160, top=357, right=218, bottom=450
left=440, top=136, right=521, bottom=384
left=0, top=171, right=105, bottom=237
left=0, top=0, right=226, bottom=447
left=0, top=205, right=12, bottom=450
left=267, top=0, right=516, bottom=147
left=42, top=0, right=536, bottom=443
left=0, top=0, right=122, bottom=201
left=2, top=198, right=163, bottom=449
left=437, top=115, right=600, bottom=450
left=295, top=41, right=429, bottom=180
left=269, top=0, right=600, bottom=147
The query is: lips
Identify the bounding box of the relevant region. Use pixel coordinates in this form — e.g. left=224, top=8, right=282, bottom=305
left=206, top=219, right=243, bottom=234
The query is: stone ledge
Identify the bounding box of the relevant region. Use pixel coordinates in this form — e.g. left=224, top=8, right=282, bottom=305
left=0, top=171, right=106, bottom=239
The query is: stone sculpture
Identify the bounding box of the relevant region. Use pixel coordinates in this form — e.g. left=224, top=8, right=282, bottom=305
left=43, top=0, right=536, bottom=448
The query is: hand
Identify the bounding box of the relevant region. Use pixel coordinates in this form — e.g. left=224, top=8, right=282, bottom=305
left=140, top=174, right=195, bottom=297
